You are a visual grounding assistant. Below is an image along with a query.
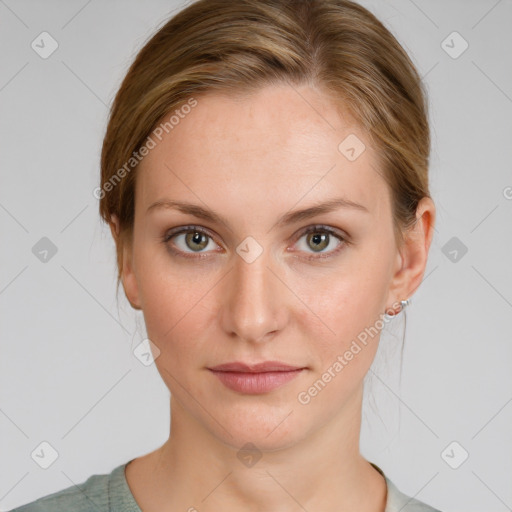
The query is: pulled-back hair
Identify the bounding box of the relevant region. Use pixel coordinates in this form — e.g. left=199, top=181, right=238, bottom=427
left=99, top=0, right=431, bottom=289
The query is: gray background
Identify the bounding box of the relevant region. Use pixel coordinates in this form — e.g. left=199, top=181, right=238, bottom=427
left=1, top=0, right=511, bottom=510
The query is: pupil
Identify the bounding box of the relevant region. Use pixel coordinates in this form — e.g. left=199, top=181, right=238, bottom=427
left=187, top=231, right=207, bottom=251
left=310, top=232, right=328, bottom=252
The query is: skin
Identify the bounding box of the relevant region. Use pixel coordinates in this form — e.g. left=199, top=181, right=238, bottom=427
left=109, top=83, right=435, bottom=512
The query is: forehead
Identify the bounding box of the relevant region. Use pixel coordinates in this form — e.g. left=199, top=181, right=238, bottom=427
left=136, top=84, right=389, bottom=218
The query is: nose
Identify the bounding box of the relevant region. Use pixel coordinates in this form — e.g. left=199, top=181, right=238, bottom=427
left=220, top=245, right=288, bottom=344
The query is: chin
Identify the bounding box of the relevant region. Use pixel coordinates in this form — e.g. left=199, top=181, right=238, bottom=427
left=209, top=405, right=308, bottom=453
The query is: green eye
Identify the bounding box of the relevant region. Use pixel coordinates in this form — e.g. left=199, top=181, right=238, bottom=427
left=293, top=226, right=346, bottom=260
left=162, top=224, right=348, bottom=261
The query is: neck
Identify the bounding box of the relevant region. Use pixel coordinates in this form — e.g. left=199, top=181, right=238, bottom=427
left=127, top=385, right=387, bottom=512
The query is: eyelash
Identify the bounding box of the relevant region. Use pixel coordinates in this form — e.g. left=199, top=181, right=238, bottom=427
left=161, top=224, right=349, bottom=261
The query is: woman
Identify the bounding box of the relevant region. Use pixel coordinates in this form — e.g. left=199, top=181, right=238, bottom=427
left=11, top=0, right=441, bottom=510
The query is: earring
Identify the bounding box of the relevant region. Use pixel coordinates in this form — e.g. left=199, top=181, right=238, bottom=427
left=385, top=298, right=410, bottom=317
left=400, top=299, right=410, bottom=311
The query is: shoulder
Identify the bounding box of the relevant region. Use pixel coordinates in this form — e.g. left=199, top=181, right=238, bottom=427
left=7, top=466, right=115, bottom=512
left=370, top=462, right=443, bottom=512
left=384, top=475, right=443, bottom=512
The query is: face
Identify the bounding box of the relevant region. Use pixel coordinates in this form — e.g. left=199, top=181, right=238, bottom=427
left=117, top=83, right=421, bottom=451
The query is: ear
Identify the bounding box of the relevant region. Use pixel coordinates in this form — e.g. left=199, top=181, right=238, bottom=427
left=109, top=214, right=142, bottom=310
left=385, top=197, right=436, bottom=313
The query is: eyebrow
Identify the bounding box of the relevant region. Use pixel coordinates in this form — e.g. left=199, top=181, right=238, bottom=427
left=146, top=197, right=369, bottom=229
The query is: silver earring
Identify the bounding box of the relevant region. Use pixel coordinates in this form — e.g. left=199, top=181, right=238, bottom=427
left=384, top=298, right=410, bottom=318
left=400, top=299, right=410, bottom=311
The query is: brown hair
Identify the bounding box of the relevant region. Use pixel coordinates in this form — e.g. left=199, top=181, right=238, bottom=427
left=99, top=0, right=431, bottom=291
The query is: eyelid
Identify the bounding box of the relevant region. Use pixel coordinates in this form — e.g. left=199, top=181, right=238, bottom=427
left=164, top=224, right=218, bottom=242
left=292, top=224, right=347, bottom=242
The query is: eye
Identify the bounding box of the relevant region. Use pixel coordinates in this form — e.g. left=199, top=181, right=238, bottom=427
left=162, top=224, right=348, bottom=260
left=292, top=225, right=347, bottom=260
left=162, top=226, right=220, bottom=258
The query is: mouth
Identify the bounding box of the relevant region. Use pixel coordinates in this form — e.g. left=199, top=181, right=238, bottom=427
left=208, top=361, right=306, bottom=373
left=207, top=361, right=307, bottom=394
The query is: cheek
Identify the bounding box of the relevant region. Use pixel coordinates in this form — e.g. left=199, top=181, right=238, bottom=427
left=294, top=252, right=391, bottom=338
left=135, top=250, right=219, bottom=369
left=292, top=279, right=387, bottom=414
left=289, top=247, right=393, bottom=380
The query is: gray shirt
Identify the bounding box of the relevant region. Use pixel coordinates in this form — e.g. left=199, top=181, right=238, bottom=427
left=8, top=460, right=442, bottom=511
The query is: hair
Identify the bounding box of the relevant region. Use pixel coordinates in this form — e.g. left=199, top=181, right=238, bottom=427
left=99, top=0, right=431, bottom=294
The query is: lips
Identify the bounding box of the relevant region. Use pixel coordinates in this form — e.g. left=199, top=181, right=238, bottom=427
left=208, top=361, right=305, bottom=373
left=207, top=361, right=306, bottom=394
